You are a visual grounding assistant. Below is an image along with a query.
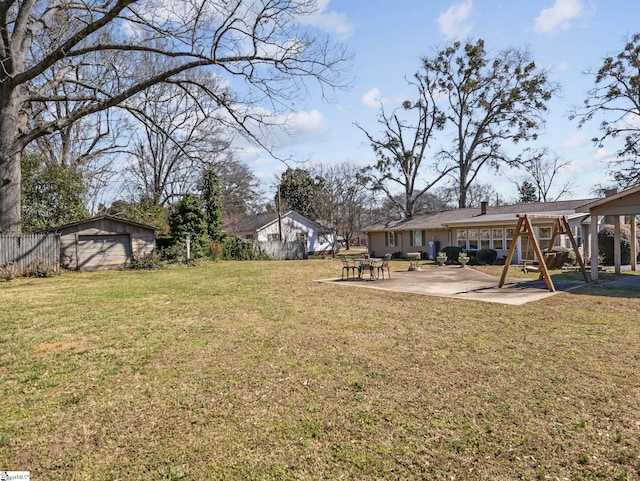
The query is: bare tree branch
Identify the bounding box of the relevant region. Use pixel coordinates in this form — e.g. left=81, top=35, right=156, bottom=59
left=0, top=0, right=350, bottom=233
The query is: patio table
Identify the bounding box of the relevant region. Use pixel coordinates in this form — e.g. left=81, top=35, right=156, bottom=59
left=354, top=258, right=382, bottom=280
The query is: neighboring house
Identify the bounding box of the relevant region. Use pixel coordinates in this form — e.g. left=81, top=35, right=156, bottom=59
left=227, top=210, right=336, bottom=255
left=364, top=198, right=603, bottom=265
left=44, top=215, right=156, bottom=270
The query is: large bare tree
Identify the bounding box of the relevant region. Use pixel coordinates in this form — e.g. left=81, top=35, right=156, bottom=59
left=424, top=39, right=559, bottom=207
left=572, top=33, right=640, bottom=188
left=0, top=0, right=348, bottom=233
left=123, top=78, right=230, bottom=206
left=309, top=162, right=373, bottom=251
left=32, top=107, right=126, bottom=213
left=511, top=148, right=573, bottom=202
left=357, top=73, right=450, bottom=219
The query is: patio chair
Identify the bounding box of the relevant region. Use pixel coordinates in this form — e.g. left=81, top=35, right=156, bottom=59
left=340, top=256, right=358, bottom=280
left=377, top=253, right=392, bottom=280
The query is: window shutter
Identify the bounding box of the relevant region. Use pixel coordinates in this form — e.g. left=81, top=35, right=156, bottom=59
left=409, top=231, right=414, bottom=246
left=385, top=232, right=389, bottom=247
left=422, top=230, right=426, bottom=246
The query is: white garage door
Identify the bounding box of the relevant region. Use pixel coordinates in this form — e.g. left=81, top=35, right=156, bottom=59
left=77, top=234, right=132, bottom=270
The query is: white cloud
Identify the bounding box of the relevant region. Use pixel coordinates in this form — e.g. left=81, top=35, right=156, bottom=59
left=286, top=110, right=330, bottom=140
left=595, top=147, right=615, bottom=161
left=436, top=0, right=473, bottom=40
left=361, top=88, right=409, bottom=109
left=562, top=132, right=590, bottom=149
left=622, top=112, right=640, bottom=129
left=299, top=0, right=354, bottom=40
left=362, top=88, right=382, bottom=108
left=534, top=0, right=584, bottom=34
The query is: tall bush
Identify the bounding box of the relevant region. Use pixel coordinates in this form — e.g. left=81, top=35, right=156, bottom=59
left=597, top=225, right=634, bottom=265
left=202, top=167, right=224, bottom=242
left=223, top=236, right=255, bottom=260
left=169, top=194, right=209, bottom=258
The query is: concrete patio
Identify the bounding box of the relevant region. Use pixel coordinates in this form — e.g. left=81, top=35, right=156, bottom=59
left=320, top=264, right=590, bottom=305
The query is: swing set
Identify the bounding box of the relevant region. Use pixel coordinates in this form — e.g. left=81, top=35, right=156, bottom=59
left=498, top=214, right=589, bottom=292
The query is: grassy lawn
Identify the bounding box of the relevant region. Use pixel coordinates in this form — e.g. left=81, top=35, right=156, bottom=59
left=1, top=259, right=639, bottom=480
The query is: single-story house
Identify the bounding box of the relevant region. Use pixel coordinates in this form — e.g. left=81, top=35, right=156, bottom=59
left=364, top=198, right=603, bottom=265
left=45, top=215, right=156, bottom=270
left=226, top=210, right=336, bottom=255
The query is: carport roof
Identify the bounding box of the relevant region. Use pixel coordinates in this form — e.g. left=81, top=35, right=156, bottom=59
left=575, top=185, right=640, bottom=213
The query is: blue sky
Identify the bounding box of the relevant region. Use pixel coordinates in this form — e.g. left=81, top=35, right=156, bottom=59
left=239, top=0, right=640, bottom=202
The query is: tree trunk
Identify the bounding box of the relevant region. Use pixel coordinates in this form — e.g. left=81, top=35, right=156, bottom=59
left=0, top=99, right=22, bottom=234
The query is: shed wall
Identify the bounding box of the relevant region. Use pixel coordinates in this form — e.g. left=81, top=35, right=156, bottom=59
left=58, top=218, right=155, bottom=270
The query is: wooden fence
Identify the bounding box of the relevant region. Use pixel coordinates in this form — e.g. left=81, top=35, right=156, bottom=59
left=0, top=234, right=60, bottom=277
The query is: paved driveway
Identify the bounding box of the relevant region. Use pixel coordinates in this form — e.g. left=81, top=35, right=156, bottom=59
left=320, top=265, right=588, bottom=305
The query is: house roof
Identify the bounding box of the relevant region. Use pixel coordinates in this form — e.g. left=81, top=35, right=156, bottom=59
left=227, top=212, right=280, bottom=233
left=363, top=198, right=599, bottom=232
left=226, top=210, right=326, bottom=234
left=42, top=214, right=157, bottom=233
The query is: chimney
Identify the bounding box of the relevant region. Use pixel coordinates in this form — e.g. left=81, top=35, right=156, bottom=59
left=604, top=188, right=619, bottom=197
left=480, top=201, right=488, bottom=215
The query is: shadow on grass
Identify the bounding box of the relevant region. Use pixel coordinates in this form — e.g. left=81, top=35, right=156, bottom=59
left=562, top=271, right=640, bottom=299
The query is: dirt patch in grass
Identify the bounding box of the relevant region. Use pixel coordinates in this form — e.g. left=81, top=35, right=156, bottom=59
left=1, top=260, right=639, bottom=480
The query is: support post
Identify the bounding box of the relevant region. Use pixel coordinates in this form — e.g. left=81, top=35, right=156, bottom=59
left=590, top=214, right=599, bottom=282
left=631, top=215, right=638, bottom=272
left=614, top=216, right=621, bottom=275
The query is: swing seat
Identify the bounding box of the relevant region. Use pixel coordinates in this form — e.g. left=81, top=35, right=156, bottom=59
left=521, top=252, right=567, bottom=273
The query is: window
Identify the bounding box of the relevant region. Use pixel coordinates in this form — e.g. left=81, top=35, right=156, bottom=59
left=267, top=233, right=280, bottom=241
left=245, top=234, right=254, bottom=240
left=505, top=228, right=515, bottom=249
left=480, top=229, right=490, bottom=250
left=457, top=230, right=467, bottom=249
left=492, top=228, right=504, bottom=250
left=536, top=227, right=551, bottom=250
left=386, top=231, right=396, bottom=246
left=567, top=226, right=582, bottom=248
left=468, top=229, right=478, bottom=250
left=538, top=227, right=551, bottom=240
left=411, top=230, right=424, bottom=246
left=296, top=233, right=307, bottom=242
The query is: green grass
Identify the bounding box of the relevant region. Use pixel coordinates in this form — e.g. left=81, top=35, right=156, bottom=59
left=1, top=260, right=639, bottom=480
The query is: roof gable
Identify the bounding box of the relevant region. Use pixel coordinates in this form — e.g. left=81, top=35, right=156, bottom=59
left=43, top=214, right=157, bottom=233
left=227, top=211, right=325, bottom=234
left=576, top=185, right=640, bottom=212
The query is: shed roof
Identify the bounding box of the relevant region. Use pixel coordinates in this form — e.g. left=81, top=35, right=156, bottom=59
left=43, top=215, right=157, bottom=233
